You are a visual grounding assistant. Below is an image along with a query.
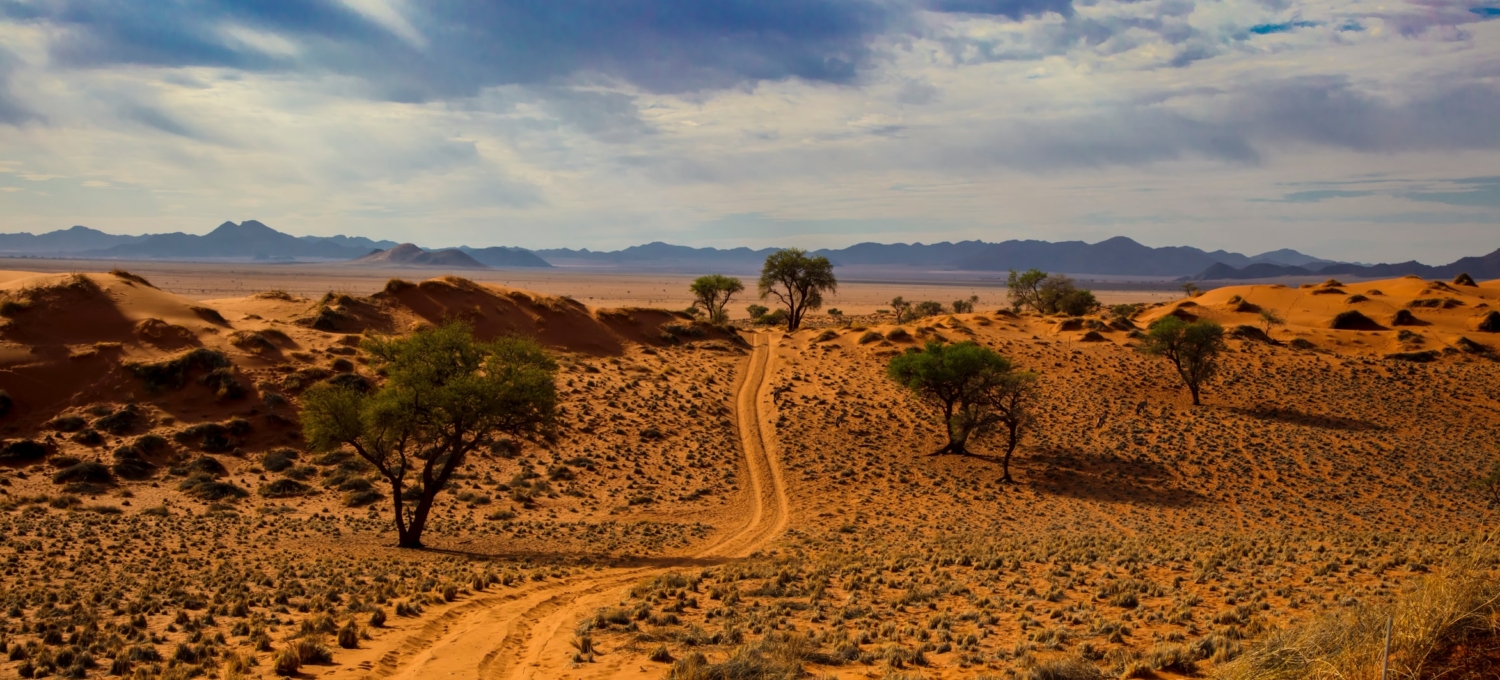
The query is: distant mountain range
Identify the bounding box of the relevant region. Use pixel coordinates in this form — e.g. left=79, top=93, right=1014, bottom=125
left=1184, top=248, right=1500, bottom=282
left=1, top=221, right=1490, bottom=280
left=0, top=221, right=551, bottom=268
left=537, top=237, right=1342, bottom=276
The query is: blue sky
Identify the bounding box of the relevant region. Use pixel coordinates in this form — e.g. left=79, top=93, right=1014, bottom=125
left=0, top=0, right=1497, bottom=262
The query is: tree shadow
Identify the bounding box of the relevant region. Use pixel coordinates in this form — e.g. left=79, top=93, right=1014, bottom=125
left=1220, top=405, right=1386, bottom=431
left=1021, top=447, right=1206, bottom=508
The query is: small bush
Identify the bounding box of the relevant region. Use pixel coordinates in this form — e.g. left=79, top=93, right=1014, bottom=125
left=261, top=479, right=314, bottom=498
left=47, top=415, right=88, bottom=432
left=754, top=308, right=788, bottom=326
left=885, top=327, right=911, bottom=341
left=0, top=439, right=48, bottom=462
left=344, top=489, right=384, bottom=507
left=324, top=372, right=372, bottom=393
left=229, top=331, right=277, bottom=354
left=93, top=405, right=145, bottom=435
left=52, top=461, right=114, bottom=485
left=126, top=348, right=232, bottom=392
left=110, top=448, right=155, bottom=480
left=1330, top=310, right=1382, bottom=330
left=110, top=269, right=155, bottom=287
left=190, top=306, right=229, bottom=325
left=1022, top=656, right=1103, bottom=680
left=272, top=647, right=300, bottom=676
left=857, top=330, right=882, bottom=344
left=180, top=475, right=248, bottom=501
left=200, top=367, right=247, bottom=400
left=174, top=422, right=245, bottom=453
left=337, top=620, right=360, bottom=649
left=263, top=448, right=299, bottom=472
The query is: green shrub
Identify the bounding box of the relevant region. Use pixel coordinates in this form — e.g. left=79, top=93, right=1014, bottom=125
left=0, top=439, right=48, bottom=462
left=126, top=348, right=232, bottom=392
left=180, top=474, right=247, bottom=501
left=47, top=415, right=87, bottom=432
left=261, top=479, right=313, bottom=498
left=93, top=405, right=145, bottom=435
left=52, top=461, right=114, bottom=485
left=111, top=447, right=155, bottom=480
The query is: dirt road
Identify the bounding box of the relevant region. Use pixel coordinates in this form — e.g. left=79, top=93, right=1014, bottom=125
left=339, top=331, right=787, bottom=680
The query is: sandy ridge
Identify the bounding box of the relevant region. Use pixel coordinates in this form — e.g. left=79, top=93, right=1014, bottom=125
left=354, top=331, right=788, bottom=680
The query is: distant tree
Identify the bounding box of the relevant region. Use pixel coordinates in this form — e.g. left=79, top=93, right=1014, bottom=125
left=1007, top=269, right=1048, bottom=312
left=1258, top=309, right=1285, bottom=336
left=1109, top=303, right=1143, bottom=322
left=301, top=323, right=558, bottom=548
left=915, top=301, right=945, bottom=317
left=887, top=340, right=1039, bottom=477
left=689, top=274, right=744, bottom=324
left=759, top=248, right=837, bottom=331
left=952, top=295, right=979, bottom=314
left=827, top=308, right=846, bottom=326
left=746, top=304, right=769, bottom=320
left=1010, top=269, right=1098, bottom=315
left=1473, top=458, right=1500, bottom=505
left=1056, top=289, right=1099, bottom=316
left=1138, top=317, right=1226, bottom=406
left=890, top=297, right=913, bottom=324
left=1182, top=283, right=1202, bottom=298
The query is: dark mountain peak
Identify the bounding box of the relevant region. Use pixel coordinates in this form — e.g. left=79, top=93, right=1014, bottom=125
left=238, top=219, right=275, bottom=232
left=386, top=243, right=425, bottom=257
left=209, top=221, right=240, bottom=233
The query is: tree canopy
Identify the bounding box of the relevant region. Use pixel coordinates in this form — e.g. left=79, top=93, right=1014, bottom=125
left=1138, top=316, right=1226, bottom=406
left=1006, top=269, right=1098, bottom=316
left=887, top=340, right=1040, bottom=479
left=759, top=248, right=837, bottom=331
left=301, top=322, right=558, bottom=548
left=689, top=274, right=744, bottom=324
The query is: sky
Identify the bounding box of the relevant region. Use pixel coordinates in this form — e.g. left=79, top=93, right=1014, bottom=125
left=0, top=1, right=1497, bottom=263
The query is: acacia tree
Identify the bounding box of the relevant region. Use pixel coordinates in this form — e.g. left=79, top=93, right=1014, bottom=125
left=890, top=296, right=913, bottom=324
left=689, top=274, right=744, bottom=324
left=759, top=248, right=837, bottom=331
left=1138, top=316, right=1226, bottom=406
left=887, top=340, right=1040, bottom=481
left=1008, top=269, right=1097, bottom=315
left=1006, top=269, right=1047, bottom=312
left=300, top=322, right=558, bottom=548
left=1259, top=309, right=1285, bottom=336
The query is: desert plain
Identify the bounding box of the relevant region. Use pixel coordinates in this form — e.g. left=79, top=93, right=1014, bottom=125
left=0, top=261, right=1498, bottom=680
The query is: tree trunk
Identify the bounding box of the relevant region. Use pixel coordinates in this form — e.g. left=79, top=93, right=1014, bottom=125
left=1189, top=382, right=1201, bottom=406
left=390, top=476, right=419, bottom=548
left=401, top=491, right=439, bottom=549
left=1000, top=427, right=1019, bottom=483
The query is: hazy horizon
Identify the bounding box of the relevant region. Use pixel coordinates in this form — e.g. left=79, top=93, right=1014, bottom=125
left=1, top=1, right=1497, bottom=262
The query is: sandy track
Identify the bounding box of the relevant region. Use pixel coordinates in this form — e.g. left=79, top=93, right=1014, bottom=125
left=345, top=331, right=786, bottom=680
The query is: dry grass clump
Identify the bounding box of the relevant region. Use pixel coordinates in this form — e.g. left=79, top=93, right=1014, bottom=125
left=1218, top=547, right=1500, bottom=680
left=109, top=268, right=156, bottom=288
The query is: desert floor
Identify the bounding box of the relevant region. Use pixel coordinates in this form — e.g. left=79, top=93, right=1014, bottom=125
left=0, top=266, right=1497, bottom=679
left=0, top=258, right=1181, bottom=318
